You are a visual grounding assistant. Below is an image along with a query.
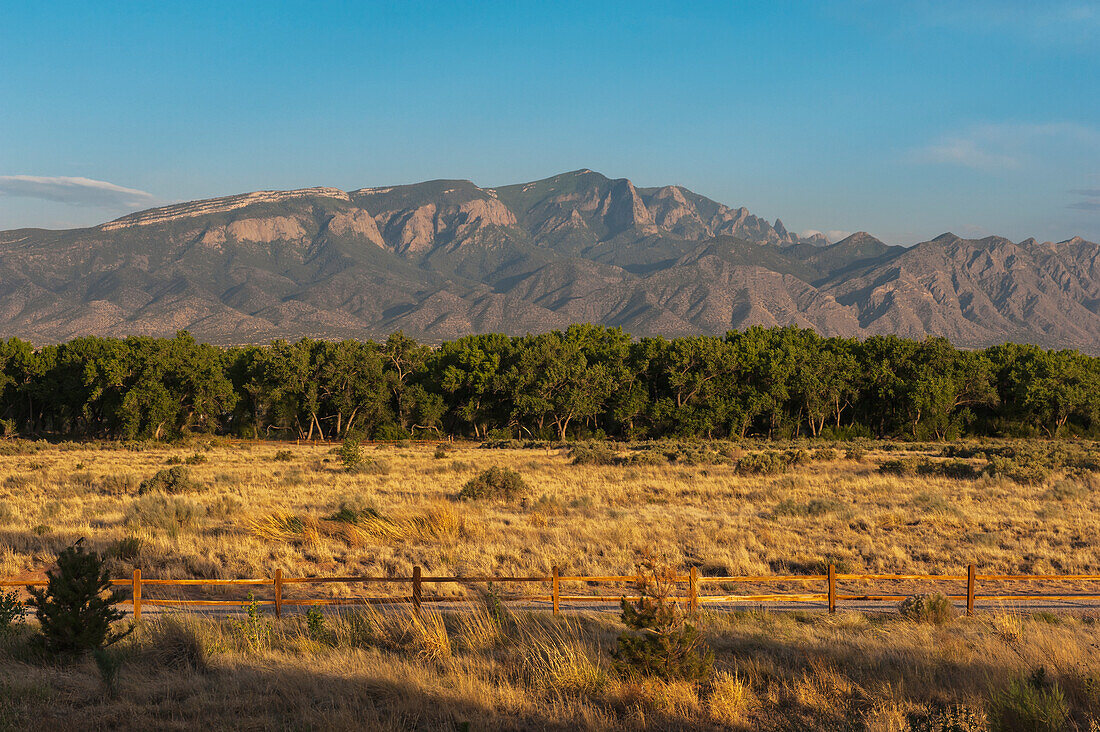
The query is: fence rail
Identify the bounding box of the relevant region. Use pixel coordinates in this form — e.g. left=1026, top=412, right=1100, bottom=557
left=7, top=565, right=1100, bottom=619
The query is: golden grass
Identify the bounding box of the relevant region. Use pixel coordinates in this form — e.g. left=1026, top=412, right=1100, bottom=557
left=0, top=600, right=1099, bottom=728
left=0, top=438, right=1098, bottom=727
left=0, top=438, right=1097, bottom=593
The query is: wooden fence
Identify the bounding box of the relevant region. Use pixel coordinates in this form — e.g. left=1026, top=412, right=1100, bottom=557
left=7, top=565, right=1100, bottom=620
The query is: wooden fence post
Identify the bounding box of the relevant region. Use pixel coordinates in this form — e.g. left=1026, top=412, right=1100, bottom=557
left=132, top=568, right=141, bottom=621
left=552, top=566, right=560, bottom=615
left=828, top=564, right=837, bottom=613
left=412, top=566, right=422, bottom=609
left=274, top=568, right=283, bottom=619
left=967, top=564, right=976, bottom=617
left=689, top=567, right=699, bottom=614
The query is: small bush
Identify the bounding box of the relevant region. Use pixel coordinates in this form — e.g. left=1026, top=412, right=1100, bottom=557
left=987, top=668, right=1068, bottom=732
left=898, top=593, right=956, bottom=624
left=772, top=497, right=845, bottom=518
left=125, top=494, right=202, bottom=531
left=906, top=702, right=987, bottom=732
left=845, top=446, right=866, bottom=462
left=458, top=466, right=529, bottom=500
left=99, top=473, right=138, bottom=495
left=147, top=615, right=209, bottom=672
left=812, top=448, right=837, bottom=462
left=915, top=459, right=980, bottom=480
left=305, top=608, right=328, bottom=642
left=878, top=458, right=916, bottom=476
left=1043, top=479, right=1087, bottom=501
left=339, top=438, right=362, bottom=470
left=184, top=453, right=207, bottom=465
left=614, top=550, right=713, bottom=682
left=0, top=589, right=25, bottom=630
left=735, top=451, right=790, bottom=475
left=273, top=449, right=294, bottom=462
left=784, top=449, right=812, bottom=466
left=985, top=455, right=1051, bottom=486
left=433, top=445, right=449, bottom=459
left=28, top=539, right=132, bottom=656
left=345, top=458, right=390, bottom=476
left=138, top=466, right=200, bottom=495
left=109, top=536, right=144, bottom=564
left=571, top=443, right=618, bottom=466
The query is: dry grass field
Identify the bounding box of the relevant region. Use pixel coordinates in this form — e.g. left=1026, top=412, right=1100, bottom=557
left=2, top=437, right=1100, bottom=730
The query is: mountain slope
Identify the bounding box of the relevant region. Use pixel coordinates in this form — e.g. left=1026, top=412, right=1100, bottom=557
left=0, top=171, right=1097, bottom=351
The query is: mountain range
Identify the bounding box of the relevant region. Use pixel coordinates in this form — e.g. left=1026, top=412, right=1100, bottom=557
left=1, top=169, right=1099, bottom=353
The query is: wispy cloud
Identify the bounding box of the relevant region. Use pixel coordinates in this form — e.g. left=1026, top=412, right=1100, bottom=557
left=0, top=175, right=158, bottom=209
left=1067, top=187, right=1100, bottom=212
left=911, top=122, right=1100, bottom=171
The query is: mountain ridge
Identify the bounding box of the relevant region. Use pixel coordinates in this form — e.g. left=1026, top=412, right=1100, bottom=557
left=0, top=169, right=1098, bottom=353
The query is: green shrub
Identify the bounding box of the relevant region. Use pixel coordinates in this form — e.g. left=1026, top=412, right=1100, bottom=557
left=0, top=589, right=25, bottom=630
left=613, top=551, right=713, bottom=682
left=878, top=458, right=917, bottom=476
left=620, top=450, right=668, bottom=466
left=138, top=466, right=199, bottom=495
left=571, top=443, right=618, bottom=466
left=735, top=451, right=790, bottom=475
left=898, top=593, right=956, bottom=624
left=985, top=456, right=1051, bottom=486
left=273, top=449, right=294, bottom=462
left=812, top=448, right=837, bottom=462
left=27, top=539, right=132, bottom=656
left=345, top=458, right=390, bottom=476
left=372, top=424, right=410, bottom=442
left=458, top=466, right=528, bottom=500
left=784, top=448, right=812, bottom=466
left=987, top=668, right=1068, bottom=732
left=305, top=608, right=329, bottom=641
left=845, top=446, right=866, bottom=462
left=433, top=445, right=449, bottom=459
left=915, top=459, right=980, bottom=480
left=184, top=453, right=207, bottom=465
left=338, top=437, right=362, bottom=470
left=906, top=702, right=987, bottom=732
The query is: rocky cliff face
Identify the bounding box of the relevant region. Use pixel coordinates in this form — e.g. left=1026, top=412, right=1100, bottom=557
left=0, top=170, right=1097, bottom=351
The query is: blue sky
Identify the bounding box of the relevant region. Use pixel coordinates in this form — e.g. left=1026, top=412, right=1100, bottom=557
left=1, top=1, right=1098, bottom=244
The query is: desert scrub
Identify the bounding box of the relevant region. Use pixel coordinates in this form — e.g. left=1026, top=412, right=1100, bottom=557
left=898, top=593, right=956, bottom=624
left=338, top=437, right=362, bottom=470
left=735, top=450, right=790, bottom=475
left=138, top=466, right=200, bottom=495
left=987, top=668, right=1068, bottom=732
left=125, top=494, right=202, bottom=531
left=272, top=449, right=294, bottom=462
left=844, top=446, right=866, bottom=461
left=0, top=590, right=24, bottom=630
left=458, top=466, right=529, bottom=500
left=570, top=443, right=618, bottom=466
left=985, top=455, right=1051, bottom=486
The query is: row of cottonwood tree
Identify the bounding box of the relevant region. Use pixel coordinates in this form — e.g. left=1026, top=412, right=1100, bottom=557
left=0, top=325, right=1096, bottom=442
